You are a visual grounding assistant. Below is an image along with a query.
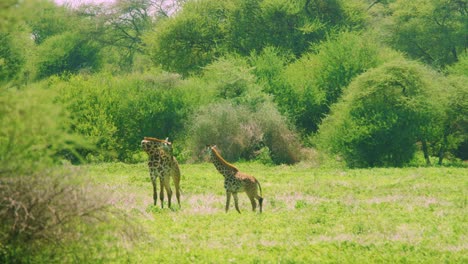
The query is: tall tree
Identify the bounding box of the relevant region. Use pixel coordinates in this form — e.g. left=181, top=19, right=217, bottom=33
left=144, top=0, right=367, bottom=76
left=388, top=0, right=467, bottom=68
left=87, top=0, right=155, bottom=68
left=316, top=59, right=447, bottom=167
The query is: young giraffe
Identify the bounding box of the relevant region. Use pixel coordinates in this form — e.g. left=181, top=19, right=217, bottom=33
left=141, top=137, right=181, bottom=208
left=206, top=145, right=263, bottom=213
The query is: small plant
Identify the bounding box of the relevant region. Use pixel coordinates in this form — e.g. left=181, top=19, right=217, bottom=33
left=146, top=204, right=163, bottom=214
left=255, top=147, right=274, bottom=165
left=295, top=200, right=308, bottom=209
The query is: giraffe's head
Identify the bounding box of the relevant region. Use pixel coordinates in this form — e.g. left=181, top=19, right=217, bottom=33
left=141, top=137, right=173, bottom=156
left=204, top=144, right=216, bottom=160
left=204, top=144, right=239, bottom=173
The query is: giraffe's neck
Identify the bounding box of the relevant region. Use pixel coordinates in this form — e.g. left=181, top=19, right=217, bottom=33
left=148, top=149, right=166, bottom=162
left=210, top=148, right=238, bottom=178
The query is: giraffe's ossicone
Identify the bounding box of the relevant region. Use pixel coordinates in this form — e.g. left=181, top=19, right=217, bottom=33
left=141, top=137, right=181, bottom=209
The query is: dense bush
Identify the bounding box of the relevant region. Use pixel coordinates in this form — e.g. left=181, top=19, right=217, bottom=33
left=0, top=83, right=138, bottom=262
left=432, top=75, right=468, bottom=163
left=0, top=168, right=140, bottom=263
left=144, top=0, right=226, bottom=76
left=186, top=101, right=301, bottom=164
left=316, top=59, right=446, bottom=167
left=145, top=0, right=367, bottom=76
left=34, top=32, right=102, bottom=79
left=184, top=56, right=301, bottom=164
left=270, top=32, right=400, bottom=133
left=0, top=84, right=80, bottom=174
left=55, top=71, right=196, bottom=162
left=0, top=33, right=26, bottom=83
left=388, top=0, right=466, bottom=68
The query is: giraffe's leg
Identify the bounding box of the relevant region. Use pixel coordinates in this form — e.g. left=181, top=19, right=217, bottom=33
left=247, top=192, right=257, bottom=212
left=151, top=179, right=158, bottom=206
left=159, top=178, right=165, bottom=208
left=257, top=195, right=263, bottom=213
left=173, top=173, right=181, bottom=207
left=163, top=177, right=173, bottom=209
left=233, top=192, right=241, bottom=213
left=225, top=191, right=232, bottom=212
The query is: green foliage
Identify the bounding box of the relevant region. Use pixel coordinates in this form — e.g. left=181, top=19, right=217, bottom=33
left=0, top=84, right=80, bottom=175
left=34, top=32, right=102, bottom=79
left=202, top=55, right=256, bottom=101
left=249, top=46, right=296, bottom=115
left=388, top=0, right=467, bottom=68
left=0, top=0, right=465, bottom=169
left=447, top=52, right=468, bottom=76
left=316, top=59, right=446, bottom=167
left=184, top=56, right=301, bottom=164
left=0, top=33, right=25, bottom=83
left=85, top=0, right=155, bottom=70
left=145, top=0, right=367, bottom=76
left=25, top=0, right=75, bottom=44
left=145, top=0, right=226, bottom=76
left=435, top=75, right=468, bottom=161
left=279, top=32, right=398, bottom=133
left=55, top=71, right=195, bottom=162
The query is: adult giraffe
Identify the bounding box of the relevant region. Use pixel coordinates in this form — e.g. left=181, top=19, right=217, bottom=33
left=141, top=137, right=181, bottom=208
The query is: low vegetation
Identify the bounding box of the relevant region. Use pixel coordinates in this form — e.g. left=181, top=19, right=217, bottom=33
left=77, top=162, right=468, bottom=263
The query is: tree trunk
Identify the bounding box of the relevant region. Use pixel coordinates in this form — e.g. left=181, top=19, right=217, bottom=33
left=421, top=140, right=431, bottom=166
left=438, top=136, right=448, bottom=166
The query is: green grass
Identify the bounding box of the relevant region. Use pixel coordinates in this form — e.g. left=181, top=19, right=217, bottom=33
left=82, top=162, right=467, bottom=263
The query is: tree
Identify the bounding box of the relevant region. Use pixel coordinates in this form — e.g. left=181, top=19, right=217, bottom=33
left=34, top=32, right=101, bottom=79
left=0, top=33, right=25, bottom=83
left=145, top=0, right=367, bottom=76
left=81, top=0, right=157, bottom=69
left=388, top=0, right=467, bottom=68
left=145, top=0, right=226, bottom=76
left=433, top=75, right=468, bottom=164
left=275, top=32, right=398, bottom=134
left=316, top=59, right=446, bottom=167
left=25, top=0, right=76, bottom=45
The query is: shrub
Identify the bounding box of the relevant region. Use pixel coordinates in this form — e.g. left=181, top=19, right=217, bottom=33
left=280, top=32, right=401, bottom=133
left=0, top=169, right=138, bottom=263
left=184, top=55, right=301, bottom=164
left=34, top=32, right=101, bottom=79
left=0, top=83, right=81, bottom=175
left=55, top=71, right=195, bottom=162
left=186, top=101, right=301, bottom=164
left=316, top=59, right=446, bottom=167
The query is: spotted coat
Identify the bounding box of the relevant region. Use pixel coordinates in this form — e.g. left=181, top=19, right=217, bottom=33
left=207, top=145, right=263, bottom=213
left=141, top=137, right=181, bottom=208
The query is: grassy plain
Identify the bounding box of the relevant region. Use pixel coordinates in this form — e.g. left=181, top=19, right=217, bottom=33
left=83, top=162, right=467, bottom=263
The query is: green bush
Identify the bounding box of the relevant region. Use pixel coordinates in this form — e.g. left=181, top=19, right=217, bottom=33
left=0, top=83, right=80, bottom=175
left=316, top=59, right=446, bottom=167
left=447, top=52, right=468, bottom=77
left=34, top=32, right=101, bottom=79
left=433, top=75, right=468, bottom=163
left=0, top=33, right=26, bottom=83
left=279, top=32, right=400, bottom=133
left=55, top=71, right=196, bottom=162
left=144, top=0, right=226, bottom=76
left=184, top=55, right=301, bottom=164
